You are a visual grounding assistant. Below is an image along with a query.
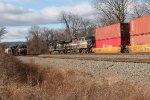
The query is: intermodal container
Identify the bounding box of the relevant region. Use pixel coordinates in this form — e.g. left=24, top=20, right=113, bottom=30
left=96, top=23, right=129, bottom=40
left=130, top=16, right=150, bottom=36
left=130, top=34, right=150, bottom=46
left=96, top=37, right=130, bottom=48
left=96, top=38, right=121, bottom=48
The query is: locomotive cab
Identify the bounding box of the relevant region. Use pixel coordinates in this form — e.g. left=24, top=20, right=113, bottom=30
left=77, top=36, right=95, bottom=53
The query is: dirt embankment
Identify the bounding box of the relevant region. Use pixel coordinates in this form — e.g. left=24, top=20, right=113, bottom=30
left=0, top=52, right=150, bottom=99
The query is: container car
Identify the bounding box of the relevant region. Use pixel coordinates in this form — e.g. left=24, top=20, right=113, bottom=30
left=130, top=16, right=150, bottom=36
left=93, top=23, right=130, bottom=53
left=129, top=16, right=150, bottom=53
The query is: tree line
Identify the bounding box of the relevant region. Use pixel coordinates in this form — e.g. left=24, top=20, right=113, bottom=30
left=27, top=12, right=96, bottom=54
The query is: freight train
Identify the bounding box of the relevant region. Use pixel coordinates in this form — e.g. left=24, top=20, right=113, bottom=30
left=49, top=15, right=150, bottom=54
left=93, top=15, right=150, bottom=53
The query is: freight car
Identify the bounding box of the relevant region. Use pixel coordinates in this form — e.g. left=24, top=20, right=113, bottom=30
left=93, top=15, right=150, bottom=54
left=128, top=16, right=150, bottom=53
left=93, top=23, right=130, bottom=53
left=49, top=36, right=95, bottom=54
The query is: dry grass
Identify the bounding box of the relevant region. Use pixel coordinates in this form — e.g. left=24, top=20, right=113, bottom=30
left=0, top=49, right=150, bottom=100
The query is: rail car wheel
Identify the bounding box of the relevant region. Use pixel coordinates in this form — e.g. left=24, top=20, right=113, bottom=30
left=87, top=47, right=92, bottom=53
left=63, top=49, right=68, bottom=54
left=123, top=49, right=129, bottom=53
left=79, top=49, right=82, bottom=53
left=49, top=51, right=54, bottom=54
left=82, top=49, right=86, bottom=53
left=58, top=51, right=61, bottom=54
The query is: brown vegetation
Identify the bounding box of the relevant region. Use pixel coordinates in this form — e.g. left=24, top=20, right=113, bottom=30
left=0, top=49, right=150, bottom=100
left=26, top=26, right=48, bottom=55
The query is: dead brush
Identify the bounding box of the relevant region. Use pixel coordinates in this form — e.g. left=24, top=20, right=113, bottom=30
left=40, top=68, right=150, bottom=100
left=40, top=68, right=88, bottom=98
left=0, top=49, right=150, bottom=100
left=0, top=50, right=45, bottom=99
left=0, top=50, right=43, bottom=86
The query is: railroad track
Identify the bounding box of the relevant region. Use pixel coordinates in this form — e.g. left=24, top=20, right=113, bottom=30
left=38, top=55, right=150, bottom=63
left=46, top=53, right=150, bottom=55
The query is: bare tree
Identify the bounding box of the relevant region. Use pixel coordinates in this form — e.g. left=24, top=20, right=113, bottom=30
left=60, top=11, right=96, bottom=39
left=52, top=29, right=66, bottom=41
left=26, top=26, right=67, bottom=54
left=0, top=27, right=7, bottom=41
left=60, top=12, right=72, bottom=40
left=28, top=26, right=41, bottom=39
left=61, top=12, right=86, bottom=39
left=130, top=0, right=147, bottom=19
left=41, top=28, right=54, bottom=48
left=93, top=0, right=132, bottom=26
left=41, top=27, right=54, bottom=41
left=80, top=19, right=96, bottom=37
left=70, top=14, right=82, bottom=38
left=132, top=4, right=145, bottom=18
left=27, top=26, right=47, bottom=54
left=144, top=0, right=150, bottom=14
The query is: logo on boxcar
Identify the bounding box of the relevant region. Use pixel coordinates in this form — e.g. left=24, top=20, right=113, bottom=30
left=103, top=44, right=113, bottom=48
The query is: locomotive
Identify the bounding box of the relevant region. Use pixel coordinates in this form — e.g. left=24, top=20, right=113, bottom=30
left=5, top=44, right=27, bottom=56
left=49, top=36, right=95, bottom=54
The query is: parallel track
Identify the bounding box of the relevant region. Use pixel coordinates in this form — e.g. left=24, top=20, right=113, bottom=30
left=38, top=55, right=150, bottom=63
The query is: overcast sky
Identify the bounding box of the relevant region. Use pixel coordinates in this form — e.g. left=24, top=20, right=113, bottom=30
left=1, top=0, right=95, bottom=42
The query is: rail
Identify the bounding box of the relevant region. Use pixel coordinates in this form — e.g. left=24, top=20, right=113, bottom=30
left=38, top=55, right=150, bottom=63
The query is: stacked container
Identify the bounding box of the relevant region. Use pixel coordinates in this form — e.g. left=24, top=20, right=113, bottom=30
left=129, top=16, right=150, bottom=53
left=93, top=23, right=130, bottom=53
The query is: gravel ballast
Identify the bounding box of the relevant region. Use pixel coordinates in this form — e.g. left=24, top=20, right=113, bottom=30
left=18, top=54, right=150, bottom=84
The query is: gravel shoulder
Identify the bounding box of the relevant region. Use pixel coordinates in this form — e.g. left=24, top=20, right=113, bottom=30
left=18, top=55, right=150, bottom=85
